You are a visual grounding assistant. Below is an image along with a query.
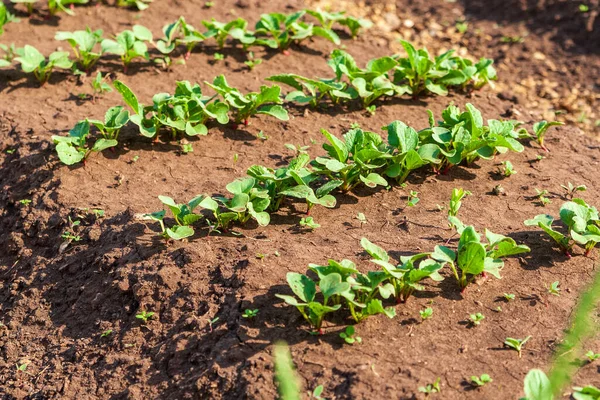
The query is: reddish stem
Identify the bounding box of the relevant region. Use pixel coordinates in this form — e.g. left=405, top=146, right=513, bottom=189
left=282, top=50, right=291, bottom=56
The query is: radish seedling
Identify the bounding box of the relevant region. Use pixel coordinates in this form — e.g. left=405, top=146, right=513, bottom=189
left=276, top=272, right=349, bottom=333
left=503, top=293, right=516, bottom=301
left=361, top=238, right=444, bottom=303
left=156, top=17, right=206, bottom=58
left=55, top=28, right=104, bottom=72
left=532, top=120, right=564, bottom=151
left=471, top=374, right=492, bottom=387
left=100, top=329, right=112, bottom=338
left=419, top=377, right=441, bottom=395
left=312, top=128, right=388, bottom=192
left=202, top=18, right=248, bottom=49
left=207, top=75, right=288, bottom=125
left=14, top=45, right=72, bottom=84
left=309, top=384, right=325, bottom=400
left=52, top=120, right=117, bottom=165
left=268, top=73, right=354, bottom=107
left=214, top=177, right=271, bottom=226
left=244, top=52, right=262, bottom=71
left=87, top=106, right=129, bottom=141
left=433, top=219, right=530, bottom=290
left=535, top=189, right=551, bottom=206
left=101, top=25, right=152, bottom=72
left=48, top=0, right=88, bottom=16
left=573, top=385, right=600, bottom=400
left=90, top=72, right=112, bottom=99
left=525, top=199, right=600, bottom=256
left=407, top=190, right=419, bottom=207
left=339, top=326, right=361, bottom=344
left=504, top=336, right=531, bottom=358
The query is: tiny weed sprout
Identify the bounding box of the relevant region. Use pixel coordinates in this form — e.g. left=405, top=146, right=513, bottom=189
left=407, top=190, right=420, bottom=207
left=91, top=72, right=112, bottom=99
left=500, top=35, right=525, bottom=44
left=419, top=377, right=441, bottom=395
left=15, top=45, right=72, bottom=85
left=242, top=309, right=259, bottom=318
left=585, top=350, right=600, bottom=362
left=181, top=143, right=193, bottom=154
left=356, top=212, right=367, bottom=224
left=18, top=199, right=32, bottom=206
left=61, top=216, right=81, bottom=243
left=561, top=182, right=586, bottom=199
left=504, top=335, right=531, bottom=358
left=101, top=25, right=152, bottom=72
left=136, top=310, right=154, bottom=323
left=501, top=160, right=516, bottom=177
left=579, top=4, right=590, bottom=12
left=339, top=326, right=361, bottom=344
left=55, top=28, right=104, bottom=73
left=534, top=189, right=551, bottom=207
left=548, top=281, right=561, bottom=296
left=471, top=374, right=492, bottom=387
left=299, top=216, right=320, bottom=230
left=366, top=105, right=376, bottom=115
left=420, top=307, right=433, bottom=321
left=503, top=293, right=516, bottom=301
left=100, top=329, right=113, bottom=338
left=532, top=120, right=564, bottom=151
left=213, top=52, right=224, bottom=61
left=456, top=21, right=468, bottom=34
left=469, top=312, right=485, bottom=326
left=244, top=52, right=262, bottom=71
left=493, top=184, right=505, bottom=196
left=525, top=199, right=600, bottom=257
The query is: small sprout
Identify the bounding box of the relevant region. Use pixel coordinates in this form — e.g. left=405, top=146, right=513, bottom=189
left=18, top=199, right=32, bottom=206
left=339, top=326, right=361, bottom=345
left=585, top=350, right=600, bottom=362
left=309, top=384, right=325, bottom=400
left=204, top=1, right=214, bottom=7
left=495, top=306, right=503, bottom=313
left=299, top=217, right=320, bottom=230
left=579, top=4, right=589, bottom=12
left=213, top=52, right=224, bottom=61
left=131, top=155, right=140, bottom=163
left=469, top=313, right=485, bottom=326
left=456, top=21, right=468, bottom=34
left=420, top=307, right=433, bottom=321
left=407, top=190, right=420, bottom=207
left=257, top=131, right=268, bottom=140
left=91, top=72, right=112, bottom=100
left=503, top=293, right=516, bottom=301
left=136, top=310, right=154, bottom=323
left=535, top=189, right=551, bottom=206
left=366, top=105, right=376, bottom=115
left=284, top=143, right=310, bottom=155
left=535, top=154, right=545, bottom=161
left=244, top=52, right=262, bottom=71
left=6, top=148, right=16, bottom=154
left=274, top=250, right=280, bottom=257
left=419, top=377, right=441, bottom=394
left=100, top=329, right=113, bottom=338
left=207, top=317, right=219, bottom=332
left=256, top=253, right=265, bottom=260
left=548, top=281, right=561, bottom=296
left=471, top=374, right=492, bottom=387
left=533, top=120, right=563, bottom=151
left=242, top=309, right=259, bottom=319
left=233, top=153, right=239, bottom=164
left=16, top=362, right=28, bottom=372
left=92, top=209, right=105, bottom=218
left=356, top=212, right=367, bottom=224
left=181, top=142, right=193, bottom=154
left=561, top=182, right=586, bottom=199
left=61, top=216, right=82, bottom=242
left=501, top=160, right=516, bottom=177
left=504, top=336, right=531, bottom=358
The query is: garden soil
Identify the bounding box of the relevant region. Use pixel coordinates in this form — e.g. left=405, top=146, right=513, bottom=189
left=0, top=0, right=599, bottom=399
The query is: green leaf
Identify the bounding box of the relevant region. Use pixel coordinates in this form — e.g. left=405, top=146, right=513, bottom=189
left=113, top=80, right=142, bottom=114
left=55, top=142, right=84, bottom=165
left=257, top=104, right=289, bottom=121
left=360, top=238, right=389, bottom=262
left=286, top=272, right=316, bottom=303
left=91, top=138, right=118, bottom=152
left=458, top=241, right=486, bottom=276
left=166, top=225, right=194, bottom=240
left=522, top=369, right=553, bottom=400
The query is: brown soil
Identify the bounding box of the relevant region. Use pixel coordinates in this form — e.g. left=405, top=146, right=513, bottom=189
left=1, top=0, right=599, bottom=399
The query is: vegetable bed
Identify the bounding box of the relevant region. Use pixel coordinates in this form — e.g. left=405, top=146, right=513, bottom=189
left=0, top=0, right=599, bottom=399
